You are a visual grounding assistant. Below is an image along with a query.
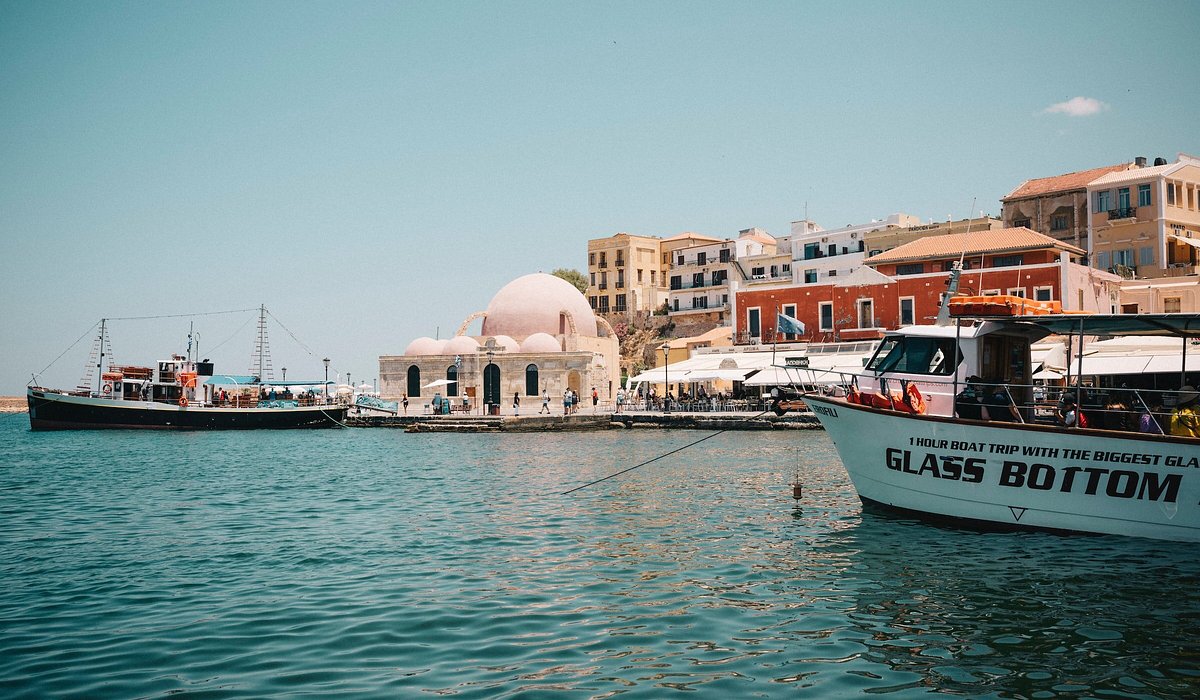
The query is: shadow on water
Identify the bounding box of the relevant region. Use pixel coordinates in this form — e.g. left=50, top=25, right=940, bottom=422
left=788, top=508, right=1200, bottom=698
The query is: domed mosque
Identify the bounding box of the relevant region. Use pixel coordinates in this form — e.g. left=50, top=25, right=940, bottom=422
left=379, top=273, right=619, bottom=413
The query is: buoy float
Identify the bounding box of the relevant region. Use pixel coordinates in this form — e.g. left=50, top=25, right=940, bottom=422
left=791, top=471, right=803, bottom=500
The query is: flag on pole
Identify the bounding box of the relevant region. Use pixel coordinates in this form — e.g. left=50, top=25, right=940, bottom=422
left=777, top=313, right=806, bottom=335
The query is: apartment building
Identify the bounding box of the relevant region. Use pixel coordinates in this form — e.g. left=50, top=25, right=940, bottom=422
left=666, top=229, right=774, bottom=324
left=586, top=232, right=667, bottom=316
left=792, top=213, right=920, bottom=286
left=1086, top=153, right=1200, bottom=280
left=1001, top=161, right=1135, bottom=249
left=734, top=227, right=1120, bottom=344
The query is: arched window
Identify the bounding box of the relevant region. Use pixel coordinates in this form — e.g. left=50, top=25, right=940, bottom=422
left=525, top=364, right=539, bottom=396
left=407, top=365, right=421, bottom=397
left=446, top=366, right=458, bottom=397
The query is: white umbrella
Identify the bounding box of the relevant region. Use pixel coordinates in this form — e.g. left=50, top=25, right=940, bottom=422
left=422, top=378, right=457, bottom=389
left=1032, top=368, right=1064, bottom=380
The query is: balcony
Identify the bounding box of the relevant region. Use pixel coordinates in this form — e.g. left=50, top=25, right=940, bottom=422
left=1107, top=206, right=1137, bottom=220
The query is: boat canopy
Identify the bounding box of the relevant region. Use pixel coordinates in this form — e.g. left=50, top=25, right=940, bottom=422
left=200, top=375, right=332, bottom=387
left=1004, top=313, right=1200, bottom=338
left=202, top=374, right=260, bottom=385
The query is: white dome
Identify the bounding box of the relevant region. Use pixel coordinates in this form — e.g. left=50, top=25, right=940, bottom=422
left=521, top=332, right=561, bottom=353
left=481, top=273, right=598, bottom=339
left=443, top=335, right=480, bottom=355
left=404, top=337, right=447, bottom=356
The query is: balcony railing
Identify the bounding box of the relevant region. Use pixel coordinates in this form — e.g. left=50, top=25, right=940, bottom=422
left=1107, top=206, right=1137, bottom=219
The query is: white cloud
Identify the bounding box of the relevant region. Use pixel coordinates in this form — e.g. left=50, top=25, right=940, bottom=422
left=1043, top=96, right=1108, bottom=117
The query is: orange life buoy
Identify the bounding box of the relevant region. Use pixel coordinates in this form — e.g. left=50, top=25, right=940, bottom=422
left=178, top=396, right=188, bottom=407
left=905, top=383, right=927, bottom=414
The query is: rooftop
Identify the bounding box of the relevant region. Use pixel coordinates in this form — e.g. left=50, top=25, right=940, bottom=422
left=864, top=227, right=1085, bottom=265
left=1002, top=163, right=1132, bottom=200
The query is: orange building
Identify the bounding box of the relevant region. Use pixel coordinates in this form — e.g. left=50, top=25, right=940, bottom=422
left=734, top=227, right=1120, bottom=344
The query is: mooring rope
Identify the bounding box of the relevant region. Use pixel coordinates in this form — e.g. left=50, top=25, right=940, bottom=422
left=560, top=408, right=774, bottom=495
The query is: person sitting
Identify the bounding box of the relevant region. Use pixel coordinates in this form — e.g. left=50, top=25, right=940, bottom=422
left=1103, top=392, right=1134, bottom=432
left=982, top=383, right=1021, bottom=422
left=954, top=377, right=985, bottom=420
left=1137, top=401, right=1164, bottom=434
left=1059, top=395, right=1087, bottom=428
left=1169, top=386, right=1200, bottom=438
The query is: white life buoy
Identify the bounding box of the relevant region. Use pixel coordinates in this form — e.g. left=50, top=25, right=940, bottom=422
left=102, top=382, right=113, bottom=395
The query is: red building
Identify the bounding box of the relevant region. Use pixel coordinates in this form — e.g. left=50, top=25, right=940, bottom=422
left=735, top=227, right=1120, bottom=344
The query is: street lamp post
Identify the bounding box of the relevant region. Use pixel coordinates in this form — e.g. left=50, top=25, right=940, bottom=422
left=323, top=358, right=330, bottom=404
left=660, top=343, right=671, bottom=414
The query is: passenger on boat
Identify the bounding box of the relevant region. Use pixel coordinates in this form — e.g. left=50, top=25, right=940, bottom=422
left=1137, top=401, right=1164, bottom=435
left=1102, top=391, right=1135, bottom=432
left=982, top=383, right=1021, bottom=422
left=954, top=376, right=985, bottom=420
left=1170, top=386, right=1200, bottom=438
left=1059, top=396, right=1088, bottom=428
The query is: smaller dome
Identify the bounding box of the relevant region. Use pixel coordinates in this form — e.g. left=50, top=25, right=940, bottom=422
left=484, top=335, right=519, bottom=353
left=444, top=335, right=480, bottom=355
left=404, top=337, right=447, bottom=356
left=521, top=332, right=561, bottom=353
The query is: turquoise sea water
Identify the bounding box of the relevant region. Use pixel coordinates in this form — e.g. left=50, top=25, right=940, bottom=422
left=2, top=417, right=1199, bottom=698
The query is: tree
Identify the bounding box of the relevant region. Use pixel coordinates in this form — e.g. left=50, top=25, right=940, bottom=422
left=552, top=268, right=588, bottom=294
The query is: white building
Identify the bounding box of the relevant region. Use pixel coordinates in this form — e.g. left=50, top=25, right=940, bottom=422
left=792, top=213, right=921, bottom=285
left=666, top=228, right=778, bottom=324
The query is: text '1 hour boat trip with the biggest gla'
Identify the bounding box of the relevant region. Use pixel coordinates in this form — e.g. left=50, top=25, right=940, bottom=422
left=774, top=263, right=1200, bottom=542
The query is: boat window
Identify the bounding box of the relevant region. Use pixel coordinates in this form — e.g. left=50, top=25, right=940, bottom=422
left=867, top=336, right=959, bottom=375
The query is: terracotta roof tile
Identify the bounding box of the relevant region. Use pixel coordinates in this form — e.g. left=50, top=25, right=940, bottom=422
left=864, top=227, right=1085, bottom=265
left=1003, top=163, right=1132, bottom=200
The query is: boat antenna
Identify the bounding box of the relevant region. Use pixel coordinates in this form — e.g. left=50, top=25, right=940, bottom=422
left=935, top=198, right=977, bottom=327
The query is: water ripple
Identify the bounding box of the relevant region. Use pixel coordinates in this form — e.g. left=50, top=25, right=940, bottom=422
left=2, top=424, right=1199, bottom=697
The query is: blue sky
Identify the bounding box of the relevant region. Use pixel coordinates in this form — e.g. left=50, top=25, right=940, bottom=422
left=2, top=1, right=1197, bottom=394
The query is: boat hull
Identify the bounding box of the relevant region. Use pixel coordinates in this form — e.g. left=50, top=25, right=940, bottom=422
left=27, top=389, right=345, bottom=430
left=802, top=395, right=1200, bottom=542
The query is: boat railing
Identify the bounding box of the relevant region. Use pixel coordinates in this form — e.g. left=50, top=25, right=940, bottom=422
left=799, top=371, right=1185, bottom=435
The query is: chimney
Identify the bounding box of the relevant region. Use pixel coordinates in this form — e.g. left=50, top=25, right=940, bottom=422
left=1135, top=156, right=1147, bottom=168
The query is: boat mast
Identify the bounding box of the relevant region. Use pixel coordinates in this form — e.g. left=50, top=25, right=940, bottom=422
left=95, top=318, right=106, bottom=396
left=249, top=304, right=273, bottom=381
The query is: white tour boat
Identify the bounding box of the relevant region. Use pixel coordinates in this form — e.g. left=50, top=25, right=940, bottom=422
left=785, top=291, right=1200, bottom=541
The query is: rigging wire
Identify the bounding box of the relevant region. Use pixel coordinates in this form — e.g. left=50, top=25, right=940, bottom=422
left=204, top=314, right=257, bottom=355
left=560, top=408, right=774, bottom=496
left=104, top=307, right=259, bottom=322
left=33, top=320, right=100, bottom=379
left=265, top=309, right=320, bottom=358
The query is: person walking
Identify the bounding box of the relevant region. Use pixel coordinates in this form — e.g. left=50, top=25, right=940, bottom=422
left=540, top=389, right=550, bottom=414
left=402, top=393, right=409, bottom=415
left=513, top=391, right=520, bottom=416
left=563, top=388, right=570, bottom=415
left=591, top=387, right=599, bottom=412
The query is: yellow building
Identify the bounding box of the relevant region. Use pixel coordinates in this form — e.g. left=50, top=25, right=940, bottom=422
left=1087, top=154, right=1200, bottom=280
left=585, top=232, right=668, bottom=316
